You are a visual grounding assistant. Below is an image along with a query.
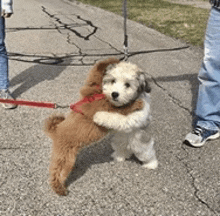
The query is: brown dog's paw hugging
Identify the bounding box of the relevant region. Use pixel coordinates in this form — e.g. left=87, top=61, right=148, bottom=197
left=45, top=114, right=65, bottom=134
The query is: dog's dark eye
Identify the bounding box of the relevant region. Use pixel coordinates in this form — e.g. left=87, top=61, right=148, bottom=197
left=125, top=83, right=130, bottom=88
left=111, top=79, right=116, bottom=84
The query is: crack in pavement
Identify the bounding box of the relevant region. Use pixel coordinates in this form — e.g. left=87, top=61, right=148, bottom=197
left=148, top=72, right=219, bottom=214
left=145, top=72, right=192, bottom=115
left=145, top=71, right=218, bottom=213
left=175, top=144, right=219, bottom=215
left=92, top=34, right=124, bottom=55
left=41, top=5, right=124, bottom=64
left=41, top=6, right=98, bottom=41
left=146, top=70, right=217, bottom=214
left=8, top=52, right=96, bottom=66
left=41, top=5, right=102, bottom=66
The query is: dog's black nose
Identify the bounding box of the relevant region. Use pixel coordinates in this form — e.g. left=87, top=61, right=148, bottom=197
left=112, top=92, right=119, bottom=99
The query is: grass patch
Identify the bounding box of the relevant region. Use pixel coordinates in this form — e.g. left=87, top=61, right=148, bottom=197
left=73, top=0, right=209, bottom=46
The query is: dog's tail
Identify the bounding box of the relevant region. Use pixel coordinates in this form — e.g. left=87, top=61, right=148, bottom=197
left=45, top=114, right=65, bottom=134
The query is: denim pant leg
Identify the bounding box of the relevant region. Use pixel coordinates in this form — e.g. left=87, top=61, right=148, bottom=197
left=0, top=17, right=9, bottom=90
left=195, top=7, right=220, bottom=130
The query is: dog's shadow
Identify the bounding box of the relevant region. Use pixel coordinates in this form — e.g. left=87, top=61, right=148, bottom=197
left=65, top=135, right=141, bottom=187
left=65, top=135, right=113, bottom=187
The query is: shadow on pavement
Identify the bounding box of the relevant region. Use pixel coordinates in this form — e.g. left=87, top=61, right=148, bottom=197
left=155, top=73, right=199, bottom=109
left=66, top=136, right=114, bottom=187
left=10, top=58, right=71, bottom=98
left=66, top=136, right=142, bottom=187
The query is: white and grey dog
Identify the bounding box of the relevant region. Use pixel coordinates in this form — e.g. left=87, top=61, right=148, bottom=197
left=93, top=61, right=158, bottom=169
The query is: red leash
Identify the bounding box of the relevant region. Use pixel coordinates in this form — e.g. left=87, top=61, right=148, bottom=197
left=0, top=93, right=105, bottom=110
left=0, top=98, right=58, bottom=109
left=70, top=93, right=105, bottom=114
left=0, top=85, right=104, bottom=109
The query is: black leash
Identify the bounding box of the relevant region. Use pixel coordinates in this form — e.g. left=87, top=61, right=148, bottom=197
left=123, top=0, right=129, bottom=61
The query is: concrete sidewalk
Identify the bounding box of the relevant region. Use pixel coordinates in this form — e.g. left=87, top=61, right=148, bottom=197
left=0, top=0, right=219, bottom=215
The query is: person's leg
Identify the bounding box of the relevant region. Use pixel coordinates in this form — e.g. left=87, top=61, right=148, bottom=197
left=0, top=17, right=17, bottom=109
left=185, top=7, right=220, bottom=147
left=0, top=17, right=9, bottom=90
left=196, top=7, right=220, bottom=130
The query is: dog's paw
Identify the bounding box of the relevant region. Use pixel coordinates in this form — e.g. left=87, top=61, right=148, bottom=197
left=93, top=111, right=107, bottom=125
left=111, top=152, right=126, bottom=162
left=132, top=99, right=144, bottom=111
left=142, top=159, right=158, bottom=169
left=51, top=182, right=68, bottom=196
left=115, top=157, right=126, bottom=162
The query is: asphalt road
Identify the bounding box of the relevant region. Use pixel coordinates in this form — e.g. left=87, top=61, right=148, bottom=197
left=0, top=0, right=219, bottom=215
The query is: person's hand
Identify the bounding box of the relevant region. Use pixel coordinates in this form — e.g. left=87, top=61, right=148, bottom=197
left=2, top=10, right=13, bottom=18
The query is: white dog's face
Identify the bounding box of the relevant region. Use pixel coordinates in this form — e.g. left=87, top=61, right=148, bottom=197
left=102, top=61, right=150, bottom=107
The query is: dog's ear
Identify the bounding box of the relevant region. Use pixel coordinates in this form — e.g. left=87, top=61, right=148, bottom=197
left=137, top=71, right=151, bottom=93
left=96, top=58, right=120, bottom=73
left=105, top=63, right=117, bottom=74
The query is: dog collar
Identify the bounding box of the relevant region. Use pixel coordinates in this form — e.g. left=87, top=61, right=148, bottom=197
left=70, top=93, right=105, bottom=115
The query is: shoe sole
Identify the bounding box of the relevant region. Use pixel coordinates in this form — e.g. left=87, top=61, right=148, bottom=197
left=1, top=102, right=17, bottom=109
left=188, top=132, right=220, bottom=148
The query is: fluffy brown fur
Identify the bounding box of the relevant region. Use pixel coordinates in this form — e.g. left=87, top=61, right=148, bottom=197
left=45, top=58, right=143, bottom=196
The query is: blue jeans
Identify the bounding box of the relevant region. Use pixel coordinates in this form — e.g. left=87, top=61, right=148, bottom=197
left=195, top=7, right=220, bottom=131
left=0, top=17, right=9, bottom=90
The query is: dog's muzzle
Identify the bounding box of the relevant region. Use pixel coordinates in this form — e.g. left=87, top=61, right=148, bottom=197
left=111, top=92, right=119, bottom=100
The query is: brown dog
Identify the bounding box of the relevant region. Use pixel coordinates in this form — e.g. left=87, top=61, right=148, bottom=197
left=45, top=58, right=143, bottom=196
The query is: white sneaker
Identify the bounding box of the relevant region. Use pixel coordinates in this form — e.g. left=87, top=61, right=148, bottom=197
left=184, top=126, right=220, bottom=147
left=0, top=89, right=17, bottom=109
